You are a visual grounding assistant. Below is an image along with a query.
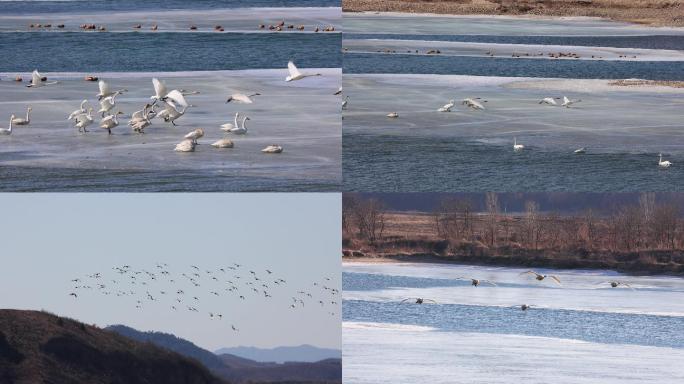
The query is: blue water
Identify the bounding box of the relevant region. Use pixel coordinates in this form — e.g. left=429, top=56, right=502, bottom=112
left=0, top=0, right=340, bottom=14
left=0, top=32, right=341, bottom=71
left=343, top=272, right=684, bottom=349
left=343, top=52, right=684, bottom=80
left=343, top=133, right=684, bottom=192
left=344, top=34, right=684, bottom=50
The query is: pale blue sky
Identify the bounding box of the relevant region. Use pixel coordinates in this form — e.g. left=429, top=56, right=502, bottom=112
left=0, top=193, right=341, bottom=351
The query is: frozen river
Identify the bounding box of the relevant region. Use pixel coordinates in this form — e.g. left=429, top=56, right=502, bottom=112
left=343, top=262, right=684, bottom=383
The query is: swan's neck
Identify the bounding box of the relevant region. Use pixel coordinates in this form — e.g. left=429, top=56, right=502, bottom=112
left=26, top=109, right=30, bottom=120
left=8, top=119, right=12, bottom=132
left=234, top=113, right=239, bottom=127
left=241, top=117, right=248, bottom=129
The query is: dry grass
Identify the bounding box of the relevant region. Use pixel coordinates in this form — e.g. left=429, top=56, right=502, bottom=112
left=609, top=79, right=684, bottom=88
left=343, top=0, right=684, bottom=26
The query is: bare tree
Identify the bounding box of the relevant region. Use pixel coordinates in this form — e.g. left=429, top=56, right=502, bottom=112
left=485, top=192, right=499, bottom=247
left=653, top=202, right=680, bottom=250
left=524, top=200, right=540, bottom=249
left=353, top=197, right=386, bottom=243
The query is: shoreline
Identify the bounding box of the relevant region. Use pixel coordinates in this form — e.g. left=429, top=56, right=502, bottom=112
left=342, top=253, right=684, bottom=277
left=342, top=0, right=684, bottom=27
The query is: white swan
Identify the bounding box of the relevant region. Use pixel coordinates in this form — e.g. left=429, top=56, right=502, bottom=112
left=386, top=112, right=398, bottom=118
left=438, top=100, right=455, bottom=112
left=26, top=69, right=58, bottom=87
left=539, top=97, right=559, bottom=105
left=98, top=92, right=122, bottom=117
left=574, top=147, right=586, bottom=154
left=227, top=116, right=250, bottom=134
left=513, top=137, right=524, bottom=152
left=158, top=100, right=188, bottom=126
left=342, top=96, right=349, bottom=110
left=184, top=128, right=205, bottom=144
left=211, top=138, right=234, bottom=148
left=11, top=107, right=31, bottom=125
left=68, top=100, right=90, bottom=120
left=334, top=86, right=342, bottom=95
left=100, top=111, right=123, bottom=134
left=220, top=112, right=240, bottom=132
left=226, top=93, right=260, bottom=104
left=285, top=61, right=321, bottom=82
left=659, top=153, right=672, bottom=168
left=162, top=89, right=190, bottom=113
left=174, top=139, right=196, bottom=152
left=561, top=96, right=581, bottom=108
left=262, top=144, right=283, bottom=153
left=129, top=103, right=151, bottom=126
left=97, top=80, right=126, bottom=100
left=462, top=97, right=486, bottom=110
left=74, top=107, right=94, bottom=133
left=0, top=115, right=15, bottom=135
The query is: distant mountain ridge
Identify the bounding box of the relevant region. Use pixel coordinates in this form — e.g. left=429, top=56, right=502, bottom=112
left=106, top=325, right=341, bottom=383
left=214, top=345, right=341, bottom=363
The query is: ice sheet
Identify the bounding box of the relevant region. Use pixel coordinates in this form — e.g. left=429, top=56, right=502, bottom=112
left=343, top=322, right=684, bottom=384
left=344, top=12, right=684, bottom=36
left=343, top=38, right=684, bottom=61
left=0, top=7, right=341, bottom=33
left=0, top=68, right=341, bottom=190
left=343, top=74, right=684, bottom=154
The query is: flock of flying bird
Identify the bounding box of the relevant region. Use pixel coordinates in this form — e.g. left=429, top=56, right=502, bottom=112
left=400, top=270, right=635, bottom=311
left=68, top=262, right=339, bottom=331
left=1, top=61, right=329, bottom=155
left=342, top=93, right=674, bottom=168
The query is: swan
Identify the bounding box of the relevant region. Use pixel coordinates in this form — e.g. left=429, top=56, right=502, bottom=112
left=598, top=281, right=634, bottom=290
left=211, top=138, right=234, bottom=148
left=98, top=92, right=122, bottom=117
left=513, top=137, right=524, bottom=152
left=26, top=69, right=58, bottom=87
left=158, top=100, right=189, bottom=126
left=539, top=97, right=560, bottom=105
left=400, top=298, right=437, bottom=304
left=226, top=93, right=260, bottom=104
left=438, top=99, right=455, bottom=112
left=386, top=112, right=399, bottom=118
left=97, top=80, right=126, bottom=100
left=100, top=111, right=123, bottom=134
left=74, top=107, right=94, bottom=132
left=184, top=128, right=205, bottom=144
left=659, top=153, right=672, bottom=168
left=285, top=61, right=321, bottom=82
left=11, top=107, right=31, bottom=125
left=574, top=147, right=586, bottom=154
left=520, top=270, right=561, bottom=285
left=342, top=96, right=349, bottom=110
left=129, top=103, right=152, bottom=126
left=220, top=112, right=240, bottom=132
left=227, top=116, right=250, bottom=134
left=0, top=115, right=15, bottom=135
left=174, top=139, right=196, bottom=152
left=457, top=277, right=497, bottom=287
left=131, top=116, right=151, bottom=133
left=334, top=86, right=342, bottom=95
left=68, top=100, right=90, bottom=120
left=462, top=97, right=486, bottom=110
left=561, top=96, right=581, bottom=108
left=261, top=144, right=283, bottom=153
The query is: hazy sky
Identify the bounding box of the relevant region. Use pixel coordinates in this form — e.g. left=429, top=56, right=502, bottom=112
left=0, top=193, right=341, bottom=352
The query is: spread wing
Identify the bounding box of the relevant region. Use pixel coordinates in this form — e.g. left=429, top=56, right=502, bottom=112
left=423, top=299, right=437, bottom=303
left=98, top=80, right=109, bottom=96
left=287, top=61, right=302, bottom=78
left=231, top=94, right=253, bottom=104
left=152, top=78, right=167, bottom=99
left=399, top=298, right=412, bottom=304
left=32, top=69, right=41, bottom=85
left=164, top=90, right=189, bottom=112
left=549, top=275, right=562, bottom=285
left=520, top=271, right=539, bottom=277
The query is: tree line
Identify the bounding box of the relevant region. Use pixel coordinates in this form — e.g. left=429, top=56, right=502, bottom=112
left=343, top=193, right=683, bottom=252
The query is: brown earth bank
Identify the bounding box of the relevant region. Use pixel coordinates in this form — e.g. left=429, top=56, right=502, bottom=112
left=0, top=309, right=224, bottom=384
left=342, top=200, right=684, bottom=276
left=343, top=0, right=684, bottom=27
